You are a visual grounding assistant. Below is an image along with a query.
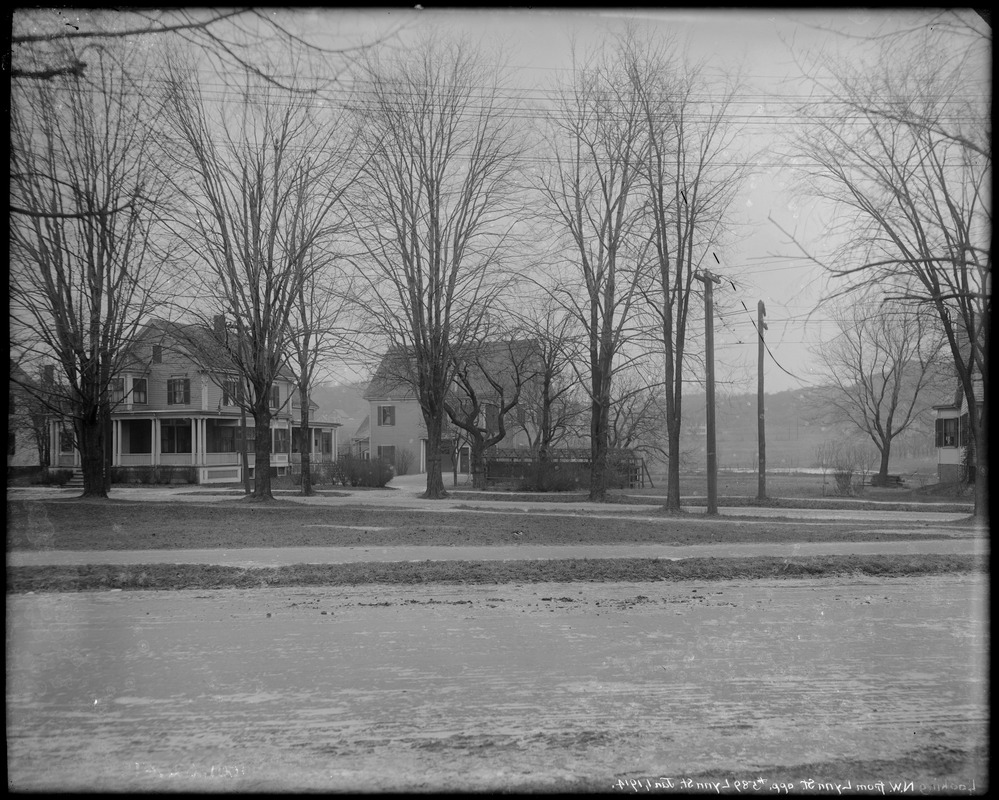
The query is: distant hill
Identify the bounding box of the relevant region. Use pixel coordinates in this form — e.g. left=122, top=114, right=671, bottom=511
left=310, top=382, right=369, bottom=438
left=677, top=385, right=936, bottom=472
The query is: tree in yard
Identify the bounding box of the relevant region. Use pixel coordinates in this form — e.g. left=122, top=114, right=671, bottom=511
left=779, top=11, right=990, bottom=520
left=349, top=35, right=526, bottom=499
left=162, top=55, right=351, bottom=500
left=607, top=370, right=668, bottom=469
left=511, top=298, right=587, bottom=481
left=538, top=39, right=651, bottom=501
left=813, top=296, right=948, bottom=486
left=444, top=338, right=539, bottom=490
left=623, top=31, right=753, bottom=512
left=9, top=41, right=174, bottom=497
left=289, top=256, right=357, bottom=497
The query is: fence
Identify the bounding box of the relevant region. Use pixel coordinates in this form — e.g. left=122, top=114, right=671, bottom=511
left=484, top=447, right=646, bottom=490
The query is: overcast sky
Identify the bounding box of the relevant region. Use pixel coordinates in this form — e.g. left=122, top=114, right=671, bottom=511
left=297, top=7, right=982, bottom=395
left=18, top=7, right=982, bottom=395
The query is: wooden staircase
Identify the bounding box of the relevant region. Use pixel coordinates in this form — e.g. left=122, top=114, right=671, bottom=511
left=64, top=470, right=85, bottom=490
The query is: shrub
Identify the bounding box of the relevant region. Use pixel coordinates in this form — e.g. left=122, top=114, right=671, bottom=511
left=395, top=448, right=415, bottom=476
left=43, top=468, right=73, bottom=486
left=336, top=454, right=393, bottom=487
left=517, top=461, right=588, bottom=493
left=833, top=469, right=854, bottom=496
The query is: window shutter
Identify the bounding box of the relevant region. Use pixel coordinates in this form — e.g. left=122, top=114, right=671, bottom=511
left=183, top=379, right=190, bottom=404
left=934, top=418, right=943, bottom=448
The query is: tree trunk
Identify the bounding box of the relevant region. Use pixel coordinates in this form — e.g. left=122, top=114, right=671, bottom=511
left=589, top=394, right=609, bottom=502
left=299, top=384, right=313, bottom=497
left=252, top=405, right=273, bottom=500
left=78, top=416, right=108, bottom=498
left=470, top=440, right=487, bottom=490
left=875, top=445, right=891, bottom=486
left=240, top=406, right=250, bottom=495
left=422, top=412, right=447, bottom=499
left=664, top=420, right=682, bottom=512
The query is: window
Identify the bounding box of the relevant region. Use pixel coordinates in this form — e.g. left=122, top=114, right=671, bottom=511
left=60, top=427, right=75, bottom=453
left=207, top=422, right=236, bottom=453
left=125, top=420, right=151, bottom=454
left=273, top=428, right=289, bottom=454
left=161, top=419, right=192, bottom=454
left=131, top=378, right=147, bottom=404
left=269, top=385, right=281, bottom=409
left=935, top=417, right=959, bottom=448
left=111, top=378, right=125, bottom=403
left=167, top=378, right=190, bottom=405
left=377, top=405, right=395, bottom=426
left=222, top=378, right=241, bottom=407
left=152, top=345, right=162, bottom=364
left=376, top=445, right=396, bottom=465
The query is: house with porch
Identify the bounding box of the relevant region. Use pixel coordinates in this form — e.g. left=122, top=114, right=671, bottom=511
left=364, top=342, right=537, bottom=475
left=48, top=318, right=340, bottom=484
left=932, top=379, right=984, bottom=484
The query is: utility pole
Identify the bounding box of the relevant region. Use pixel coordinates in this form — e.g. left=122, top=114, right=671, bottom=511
left=757, top=300, right=768, bottom=501
left=695, top=270, right=721, bottom=515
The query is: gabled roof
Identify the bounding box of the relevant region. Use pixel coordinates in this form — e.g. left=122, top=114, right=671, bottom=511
left=352, top=414, right=370, bottom=440
left=134, top=318, right=295, bottom=380
left=144, top=318, right=233, bottom=371
left=363, top=347, right=417, bottom=401
left=363, top=339, right=541, bottom=403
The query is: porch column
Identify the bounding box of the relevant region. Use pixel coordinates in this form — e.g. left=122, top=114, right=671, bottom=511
left=152, top=418, right=160, bottom=465
left=49, top=420, right=58, bottom=468
left=199, top=418, right=207, bottom=466
left=112, top=420, right=119, bottom=467
left=191, top=418, right=197, bottom=466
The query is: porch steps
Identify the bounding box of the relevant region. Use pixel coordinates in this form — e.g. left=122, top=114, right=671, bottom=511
left=64, top=471, right=85, bottom=490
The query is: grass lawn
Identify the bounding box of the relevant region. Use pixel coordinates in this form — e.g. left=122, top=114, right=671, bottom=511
left=6, top=494, right=985, bottom=592
left=6, top=497, right=975, bottom=551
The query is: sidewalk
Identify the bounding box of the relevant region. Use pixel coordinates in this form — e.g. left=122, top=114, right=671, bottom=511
left=6, top=538, right=987, bottom=568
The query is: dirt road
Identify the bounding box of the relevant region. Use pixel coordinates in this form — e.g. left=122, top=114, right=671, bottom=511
left=6, top=574, right=987, bottom=793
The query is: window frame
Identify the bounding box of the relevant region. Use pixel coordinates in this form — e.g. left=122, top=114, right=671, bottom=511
left=160, top=419, right=193, bottom=454
left=222, top=377, right=242, bottom=407
left=166, top=378, right=190, bottom=406
left=131, top=377, right=148, bottom=405
left=377, top=405, right=396, bottom=426
left=273, top=427, right=290, bottom=454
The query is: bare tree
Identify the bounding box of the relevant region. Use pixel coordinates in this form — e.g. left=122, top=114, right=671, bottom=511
left=538, top=40, right=651, bottom=501
left=621, top=31, right=753, bottom=511
left=9, top=42, right=174, bottom=497
left=511, top=298, right=587, bottom=470
left=607, top=371, right=667, bottom=466
left=780, top=12, right=990, bottom=520
left=813, top=296, right=948, bottom=485
left=10, top=8, right=401, bottom=88
left=161, top=56, right=350, bottom=500
left=289, top=257, right=357, bottom=497
left=445, top=338, right=538, bottom=490
left=348, top=35, right=525, bottom=499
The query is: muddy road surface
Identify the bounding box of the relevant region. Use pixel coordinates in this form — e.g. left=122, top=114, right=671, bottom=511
left=7, top=575, right=987, bottom=793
